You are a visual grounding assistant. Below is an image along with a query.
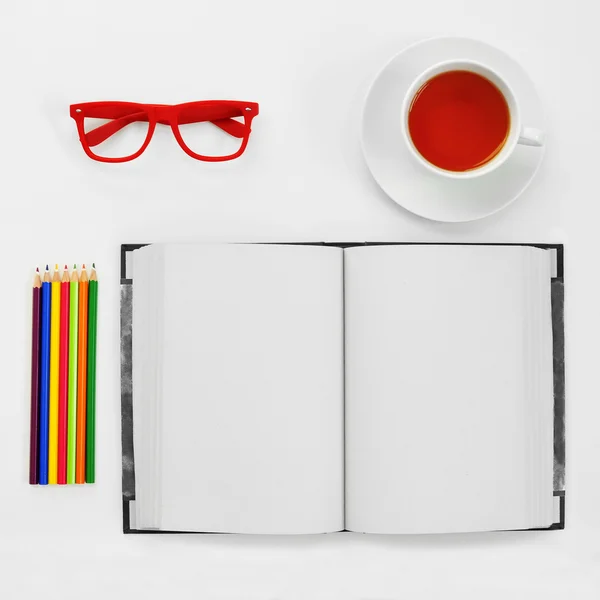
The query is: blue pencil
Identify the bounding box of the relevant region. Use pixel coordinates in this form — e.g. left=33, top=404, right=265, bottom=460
left=39, top=265, right=51, bottom=485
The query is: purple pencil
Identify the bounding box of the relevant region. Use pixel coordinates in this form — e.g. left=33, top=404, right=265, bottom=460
left=30, top=268, right=42, bottom=484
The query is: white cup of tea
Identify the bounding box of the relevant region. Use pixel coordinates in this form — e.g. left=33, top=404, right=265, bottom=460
left=400, top=59, right=544, bottom=180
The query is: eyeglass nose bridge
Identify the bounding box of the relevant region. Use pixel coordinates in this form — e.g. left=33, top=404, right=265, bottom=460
left=152, top=105, right=175, bottom=123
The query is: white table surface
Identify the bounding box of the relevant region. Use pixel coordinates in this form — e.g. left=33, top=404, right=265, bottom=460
left=1, top=0, right=598, bottom=598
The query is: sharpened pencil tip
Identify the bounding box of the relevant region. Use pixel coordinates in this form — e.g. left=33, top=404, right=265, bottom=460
left=64, top=264, right=68, bottom=270
left=73, top=264, right=77, bottom=269
left=82, top=264, right=86, bottom=269
left=36, top=267, right=39, bottom=273
left=92, top=263, right=95, bottom=269
left=45, top=264, right=49, bottom=271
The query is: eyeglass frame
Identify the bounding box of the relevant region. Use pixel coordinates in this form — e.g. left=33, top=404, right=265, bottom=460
left=70, top=100, right=259, bottom=163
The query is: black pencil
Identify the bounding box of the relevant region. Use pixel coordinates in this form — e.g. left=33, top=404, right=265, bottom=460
left=30, top=268, right=42, bottom=484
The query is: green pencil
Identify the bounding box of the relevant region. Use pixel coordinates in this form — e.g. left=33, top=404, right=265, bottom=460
left=67, top=266, right=79, bottom=484
left=86, top=264, right=98, bottom=483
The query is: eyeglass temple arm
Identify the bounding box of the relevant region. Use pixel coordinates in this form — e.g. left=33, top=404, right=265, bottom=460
left=83, top=107, right=247, bottom=147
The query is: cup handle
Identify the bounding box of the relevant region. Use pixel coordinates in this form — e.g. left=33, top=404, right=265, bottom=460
left=518, top=126, right=545, bottom=147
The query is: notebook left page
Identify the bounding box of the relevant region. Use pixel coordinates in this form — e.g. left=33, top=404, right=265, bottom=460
left=133, top=243, right=344, bottom=534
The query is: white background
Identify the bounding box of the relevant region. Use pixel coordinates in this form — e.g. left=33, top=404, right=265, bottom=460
left=0, top=0, right=598, bottom=597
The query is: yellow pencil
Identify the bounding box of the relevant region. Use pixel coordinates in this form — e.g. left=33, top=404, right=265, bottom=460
left=48, top=264, right=61, bottom=484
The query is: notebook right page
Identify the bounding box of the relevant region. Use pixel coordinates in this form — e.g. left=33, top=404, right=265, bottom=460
left=344, top=245, right=554, bottom=534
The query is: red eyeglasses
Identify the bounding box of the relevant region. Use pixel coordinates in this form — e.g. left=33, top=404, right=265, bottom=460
left=70, top=100, right=259, bottom=163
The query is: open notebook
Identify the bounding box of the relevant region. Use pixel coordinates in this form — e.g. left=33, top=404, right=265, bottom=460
left=120, top=243, right=565, bottom=534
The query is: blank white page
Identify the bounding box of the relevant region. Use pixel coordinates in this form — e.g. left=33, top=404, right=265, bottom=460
left=132, top=244, right=164, bottom=529
left=155, top=243, right=344, bottom=533
left=344, top=245, right=554, bottom=534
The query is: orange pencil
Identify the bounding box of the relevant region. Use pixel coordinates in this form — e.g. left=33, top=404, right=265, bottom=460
left=75, top=265, right=89, bottom=484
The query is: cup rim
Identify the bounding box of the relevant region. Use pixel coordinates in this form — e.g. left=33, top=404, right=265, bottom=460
left=401, top=59, right=521, bottom=180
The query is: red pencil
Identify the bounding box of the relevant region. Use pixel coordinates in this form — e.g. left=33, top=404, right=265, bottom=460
left=57, top=266, right=70, bottom=484
left=75, top=266, right=89, bottom=484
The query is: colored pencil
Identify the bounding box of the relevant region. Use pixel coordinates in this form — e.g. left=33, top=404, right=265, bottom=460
left=57, top=266, right=70, bottom=484
left=48, top=265, right=61, bottom=484
left=76, top=265, right=89, bottom=484
left=39, top=266, right=51, bottom=485
left=67, top=266, right=79, bottom=484
left=29, top=269, right=42, bottom=485
left=86, top=265, right=98, bottom=483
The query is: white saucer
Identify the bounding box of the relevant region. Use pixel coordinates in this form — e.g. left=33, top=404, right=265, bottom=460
left=361, top=37, right=546, bottom=222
